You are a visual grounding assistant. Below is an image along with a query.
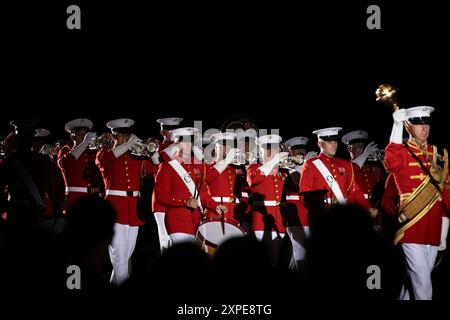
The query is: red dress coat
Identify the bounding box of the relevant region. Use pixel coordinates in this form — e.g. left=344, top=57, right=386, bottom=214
left=299, top=153, right=370, bottom=209
left=152, top=141, right=175, bottom=213
left=354, top=162, right=386, bottom=201
left=247, top=164, right=288, bottom=233
left=380, top=172, right=399, bottom=219
left=154, top=158, right=214, bottom=235
left=204, top=163, right=250, bottom=224
left=96, top=148, right=156, bottom=226
left=57, top=146, right=104, bottom=211
left=384, top=141, right=450, bottom=245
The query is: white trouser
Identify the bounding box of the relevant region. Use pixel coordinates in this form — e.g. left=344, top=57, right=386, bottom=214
left=399, top=243, right=438, bottom=300
left=169, top=233, right=197, bottom=245
left=286, top=226, right=310, bottom=271
left=109, top=223, right=139, bottom=286
left=153, top=212, right=171, bottom=253
left=254, top=231, right=285, bottom=241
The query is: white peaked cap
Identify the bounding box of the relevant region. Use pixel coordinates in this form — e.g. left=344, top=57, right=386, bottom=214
left=157, top=117, right=184, bottom=126
left=235, top=128, right=258, bottom=139
left=406, top=106, right=435, bottom=118
left=341, top=130, right=369, bottom=145
left=34, top=128, right=51, bottom=138
left=256, top=134, right=282, bottom=146
left=171, top=127, right=200, bottom=140
left=285, top=136, right=309, bottom=148
left=106, top=118, right=135, bottom=129
left=64, top=118, right=93, bottom=133
left=210, top=132, right=237, bottom=143
left=312, top=127, right=342, bottom=139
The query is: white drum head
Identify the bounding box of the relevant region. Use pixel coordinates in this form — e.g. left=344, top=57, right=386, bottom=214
left=197, top=220, right=245, bottom=247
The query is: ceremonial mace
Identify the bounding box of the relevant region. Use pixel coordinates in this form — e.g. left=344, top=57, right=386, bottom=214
left=376, top=84, right=446, bottom=187
left=375, top=84, right=415, bottom=138
left=375, top=84, right=427, bottom=152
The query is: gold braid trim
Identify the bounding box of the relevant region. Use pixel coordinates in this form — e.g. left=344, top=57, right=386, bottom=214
left=394, top=192, right=439, bottom=245
left=393, top=174, right=440, bottom=245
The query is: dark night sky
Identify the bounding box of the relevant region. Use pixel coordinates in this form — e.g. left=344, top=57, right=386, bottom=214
left=3, top=1, right=450, bottom=154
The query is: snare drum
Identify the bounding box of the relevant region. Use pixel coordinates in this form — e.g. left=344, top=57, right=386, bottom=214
left=196, top=218, right=246, bottom=255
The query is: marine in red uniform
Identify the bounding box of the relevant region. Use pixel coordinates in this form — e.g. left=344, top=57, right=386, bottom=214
left=282, top=136, right=311, bottom=269
left=248, top=134, right=308, bottom=267
left=342, top=130, right=386, bottom=204
left=299, top=127, right=375, bottom=214
left=96, top=118, right=156, bottom=286
left=204, top=132, right=247, bottom=224
left=283, top=137, right=310, bottom=226
left=384, top=106, right=450, bottom=300
left=57, top=118, right=104, bottom=212
left=152, top=117, right=183, bottom=252
left=154, top=127, right=217, bottom=245
left=247, top=134, right=288, bottom=238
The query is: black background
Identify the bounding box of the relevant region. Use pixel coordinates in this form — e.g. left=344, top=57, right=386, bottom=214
left=3, top=1, right=450, bottom=153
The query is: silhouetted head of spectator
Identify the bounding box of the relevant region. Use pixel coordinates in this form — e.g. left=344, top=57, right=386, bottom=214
left=63, top=195, right=116, bottom=268
left=148, top=242, right=211, bottom=296
left=213, top=237, right=274, bottom=296
left=308, top=204, right=403, bottom=299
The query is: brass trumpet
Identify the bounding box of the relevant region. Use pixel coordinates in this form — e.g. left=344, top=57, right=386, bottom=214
left=231, top=149, right=256, bottom=166
left=89, top=132, right=113, bottom=150
left=130, top=141, right=158, bottom=157
left=279, top=154, right=304, bottom=170
left=367, top=149, right=385, bottom=162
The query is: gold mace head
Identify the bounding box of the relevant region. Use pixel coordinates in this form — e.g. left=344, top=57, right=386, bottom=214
left=375, top=84, right=399, bottom=110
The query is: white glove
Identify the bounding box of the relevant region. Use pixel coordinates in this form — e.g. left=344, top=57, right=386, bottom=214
left=214, top=148, right=239, bottom=174
left=151, top=152, right=161, bottom=164
left=224, top=148, right=239, bottom=165
left=127, top=134, right=142, bottom=146
left=112, top=134, right=141, bottom=158
left=154, top=212, right=171, bottom=253
left=393, top=109, right=408, bottom=123
left=71, top=132, right=97, bottom=160
left=192, top=145, right=204, bottom=161
left=305, top=151, right=318, bottom=161
left=390, top=109, right=407, bottom=144
left=82, top=132, right=98, bottom=144
left=352, top=141, right=378, bottom=168
left=259, top=152, right=288, bottom=176
left=439, top=217, right=449, bottom=251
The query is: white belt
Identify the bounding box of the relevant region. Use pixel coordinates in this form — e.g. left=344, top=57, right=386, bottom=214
left=324, top=197, right=347, bottom=205
left=241, top=192, right=249, bottom=198
left=212, top=196, right=240, bottom=204
left=253, top=200, right=285, bottom=207
left=286, top=195, right=300, bottom=201
left=65, top=186, right=100, bottom=193
left=105, top=189, right=140, bottom=197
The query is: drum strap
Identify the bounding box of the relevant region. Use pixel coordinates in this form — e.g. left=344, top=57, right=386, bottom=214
left=312, top=159, right=346, bottom=204
left=168, top=160, right=204, bottom=213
